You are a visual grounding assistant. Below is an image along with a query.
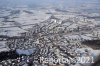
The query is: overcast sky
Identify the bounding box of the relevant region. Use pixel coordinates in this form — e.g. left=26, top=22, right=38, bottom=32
left=0, top=0, right=100, bottom=8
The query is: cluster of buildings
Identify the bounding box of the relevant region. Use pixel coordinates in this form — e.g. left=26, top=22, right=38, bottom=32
left=0, top=14, right=99, bottom=66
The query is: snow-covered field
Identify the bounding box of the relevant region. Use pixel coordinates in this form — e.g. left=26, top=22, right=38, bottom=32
left=0, top=8, right=51, bottom=36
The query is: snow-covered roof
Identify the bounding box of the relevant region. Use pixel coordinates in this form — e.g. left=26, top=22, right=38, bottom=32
left=16, top=48, right=36, bottom=55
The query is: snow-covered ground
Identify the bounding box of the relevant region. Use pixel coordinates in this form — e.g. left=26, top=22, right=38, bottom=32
left=0, top=41, right=9, bottom=52
left=0, top=8, right=51, bottom=37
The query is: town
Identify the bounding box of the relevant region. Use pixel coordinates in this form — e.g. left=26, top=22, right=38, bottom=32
left=0, top=1, right=100, bottom=66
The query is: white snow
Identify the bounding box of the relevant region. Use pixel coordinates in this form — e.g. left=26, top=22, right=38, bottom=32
left=22, top=63, right=28, bottom=66
left=81, top=35, right=92, bottom=40
left=0, top=41, right=10, bottom=52
left=75, top=48, right=100, bottom=66
left=16, top=48, right=36, bottom=55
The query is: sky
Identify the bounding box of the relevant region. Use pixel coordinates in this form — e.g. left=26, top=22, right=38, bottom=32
left=0, top=0, right=100, bottom=8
